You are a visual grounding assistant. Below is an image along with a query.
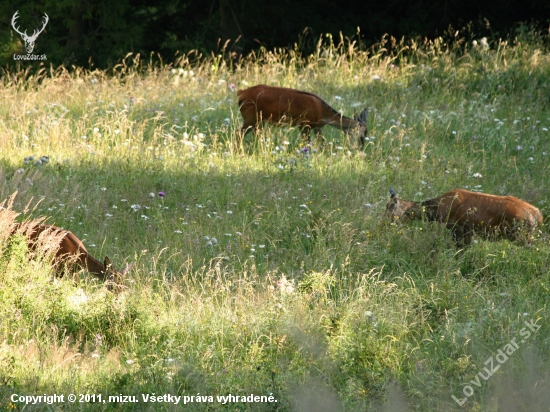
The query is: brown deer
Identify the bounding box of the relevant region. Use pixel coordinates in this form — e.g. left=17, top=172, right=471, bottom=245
left=386, top=188, right=543, bottom=247
left=237, top=85, right=368, bottom=147
left=9, top=223, right=134, bottom=290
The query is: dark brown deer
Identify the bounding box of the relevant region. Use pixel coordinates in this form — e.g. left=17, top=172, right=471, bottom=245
left=386, top=188, right=543, bottom=247
left=9, top=223, right=134, bottom=290
left=237, top=85, right=368, bottom=147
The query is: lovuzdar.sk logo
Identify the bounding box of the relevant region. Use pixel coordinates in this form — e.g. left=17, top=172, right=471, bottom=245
left=11, top=10, right=49, bottom=61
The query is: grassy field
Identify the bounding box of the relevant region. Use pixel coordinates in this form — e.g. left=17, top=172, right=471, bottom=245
left=0, top=33, right=549, bottom=411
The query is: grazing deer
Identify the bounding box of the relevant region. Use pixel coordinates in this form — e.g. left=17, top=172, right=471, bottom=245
left=386, top=188, right=543, bottom=247
left=11, top=11, right=49, bottom=54
left=237, top=85, right=368, bottom=147
left=9, top=223, right=134, bottom=290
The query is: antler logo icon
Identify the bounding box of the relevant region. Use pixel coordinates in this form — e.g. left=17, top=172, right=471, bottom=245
left=11, top=11, right=49, bottom=54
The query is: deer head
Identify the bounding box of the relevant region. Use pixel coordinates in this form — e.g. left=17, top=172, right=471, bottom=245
left=11, top=11, right=49, bottom=54
left=103, top=256, right=135, bottom=291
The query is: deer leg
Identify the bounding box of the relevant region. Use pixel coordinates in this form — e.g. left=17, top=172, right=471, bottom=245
left=452, top=227, right=465, bottom=248
left=299, top=125, right=312, bottom=142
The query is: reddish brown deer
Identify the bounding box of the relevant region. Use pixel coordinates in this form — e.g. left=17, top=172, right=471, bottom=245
left=9, top=223, right=134, bottom=290
left=237, top=85, right=368, bottom=147
left=386, top=188, right=543, bottom=247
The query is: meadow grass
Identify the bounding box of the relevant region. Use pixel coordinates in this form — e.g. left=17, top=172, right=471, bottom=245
left=0, top=33, right=549, bottom=411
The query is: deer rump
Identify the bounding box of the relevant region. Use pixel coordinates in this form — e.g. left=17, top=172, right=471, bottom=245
left=237, top=85, right=367, bottom=146
left=387, top=188, right=543, bottom=246
left=9, top=223, right=133, bottom=288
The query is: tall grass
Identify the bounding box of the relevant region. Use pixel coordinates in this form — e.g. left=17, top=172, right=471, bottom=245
left=0, top=33, right=549, bottom=410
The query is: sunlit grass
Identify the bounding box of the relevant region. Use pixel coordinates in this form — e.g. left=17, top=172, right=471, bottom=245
left=0, top=33, right=549, bottom=410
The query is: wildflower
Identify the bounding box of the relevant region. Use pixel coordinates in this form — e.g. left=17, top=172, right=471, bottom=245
left=472, top=173, right=482, bottom=178
left=229, top=83, right=235, bottom=91
left=516, top=145, right=523, bottom=151
left=480, top=37, right=489, bottom=49
left=174, top=230, right=182, bottom=234
left=101, top=187, right=107, bottom=191
left=211, top=238, right=218, bottom=244
left=158, top=191, right=165, bottom=197
left=141, top=215, right=148, bottom=220
left=91, top=353, right=100, bottom=359
left=276, top=275, right=295, bottom=294
left=372, top=75, right=381, bottom=80
left=149, top=193, right=155, bottom=198
left=130, top=204, right=140, bottom=211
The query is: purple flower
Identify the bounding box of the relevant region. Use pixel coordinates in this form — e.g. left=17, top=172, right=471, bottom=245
left=158, top=191, right=165, bottom=198
left=229, top=83, right=235, bottom=92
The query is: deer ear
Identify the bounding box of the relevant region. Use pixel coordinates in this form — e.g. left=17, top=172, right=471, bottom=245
left=120, top=262, right=136, bottom=276
left=104, top=256, right=113, bottom=270
left=355, top=108, right=367, bottom=123
left=389, top=187, right=398, bottom=199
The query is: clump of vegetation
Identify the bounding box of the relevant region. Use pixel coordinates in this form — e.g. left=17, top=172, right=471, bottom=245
left=0, top=31, right=549, bottom=411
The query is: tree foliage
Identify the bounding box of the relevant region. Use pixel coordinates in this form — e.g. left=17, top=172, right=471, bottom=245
left=1, top=0, right=549, bottom=69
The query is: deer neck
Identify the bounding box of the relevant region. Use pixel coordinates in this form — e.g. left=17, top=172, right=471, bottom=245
left=420, top=200, right=439, bottom=222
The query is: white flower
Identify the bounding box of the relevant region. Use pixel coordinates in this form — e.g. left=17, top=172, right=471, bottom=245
left=472, top=173, right=482, bottom=178
left=149, top=192, right=155, bottom=198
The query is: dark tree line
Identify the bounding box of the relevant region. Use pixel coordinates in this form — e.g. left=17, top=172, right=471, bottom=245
left=1, top=0, right=549, bottom=69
